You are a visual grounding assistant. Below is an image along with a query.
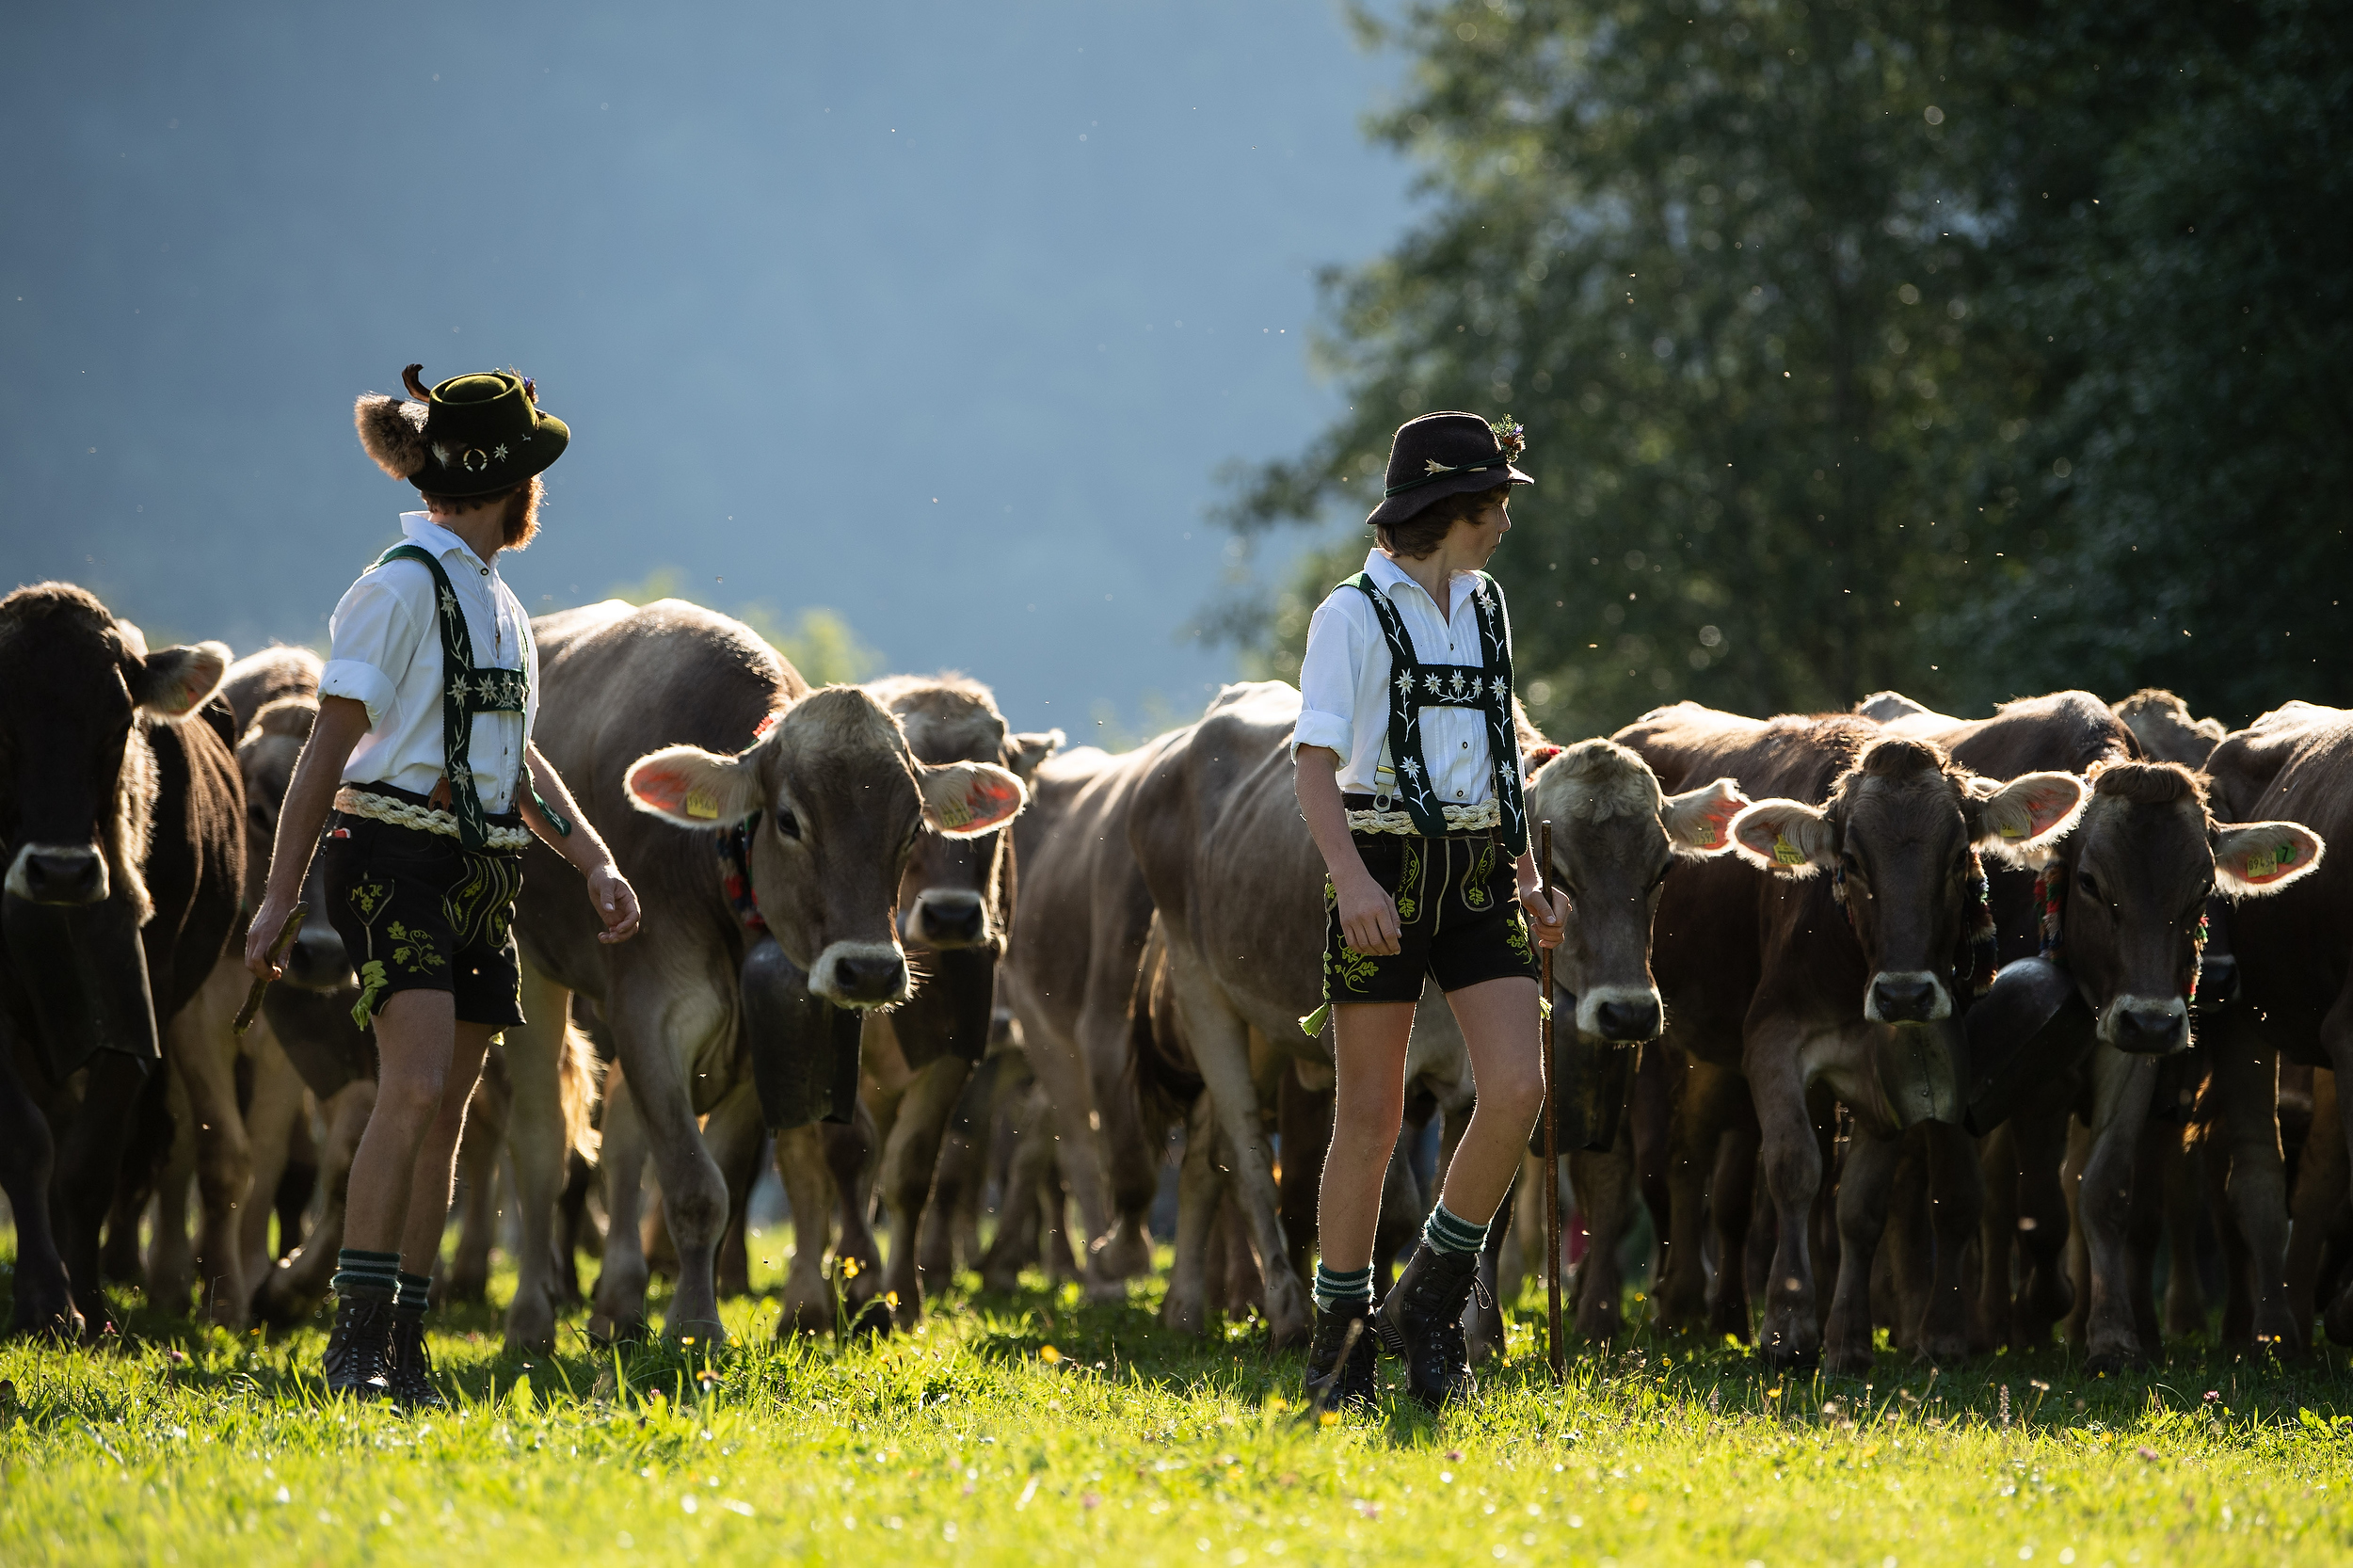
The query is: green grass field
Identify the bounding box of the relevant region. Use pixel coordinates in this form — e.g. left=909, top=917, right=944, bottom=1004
left=5, top=1231, right=2351, bottom=1566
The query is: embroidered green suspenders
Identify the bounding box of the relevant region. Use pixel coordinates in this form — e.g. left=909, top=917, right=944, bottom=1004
left=373, top=544, right=568, bottom=850
left=1343, top=569, right=1529, bottom=856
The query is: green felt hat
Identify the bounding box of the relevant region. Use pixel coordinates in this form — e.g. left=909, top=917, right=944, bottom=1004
left=353, top=364, right=568, bottom=497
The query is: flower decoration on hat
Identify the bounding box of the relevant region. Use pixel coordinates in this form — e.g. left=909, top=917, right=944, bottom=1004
left=1489, top=416, right=1527, bottom=464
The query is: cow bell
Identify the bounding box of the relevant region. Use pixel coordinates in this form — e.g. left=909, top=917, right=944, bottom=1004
left=1528, top=988, right=1641, bottom=1158
left=740, top=936, right=862, bottom=1133
left=1961, top=956, right=2097, bottom=1137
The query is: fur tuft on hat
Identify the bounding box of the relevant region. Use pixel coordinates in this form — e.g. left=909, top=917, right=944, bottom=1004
left=354, top=394, right=430, bottom=479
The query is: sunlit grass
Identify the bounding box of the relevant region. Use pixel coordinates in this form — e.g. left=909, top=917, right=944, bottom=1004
left=4, top=1225, right=2351, bottom=1564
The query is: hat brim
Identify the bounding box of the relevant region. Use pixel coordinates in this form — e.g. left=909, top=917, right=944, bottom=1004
left=411, top=411, right=570, bottom=498
left=1364, top=462, right=1531, bottom=529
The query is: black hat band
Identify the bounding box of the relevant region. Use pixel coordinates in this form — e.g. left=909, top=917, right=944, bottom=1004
left=1383, top=455, right=1513, bottom=498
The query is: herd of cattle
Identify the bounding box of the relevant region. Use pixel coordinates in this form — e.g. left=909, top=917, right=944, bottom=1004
left=8, top=577, right=2353, bottom=1385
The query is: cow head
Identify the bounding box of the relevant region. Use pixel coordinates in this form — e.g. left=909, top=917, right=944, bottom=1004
left=1529, top=740, right=1748, bottom=1042
left=865, top=674, right=1062, bottom=954
left=2046, top=761, right=2321, bottom=1055
left=236, top=696, right=350, bottom=989
left=0, top=583, right=227, bottom=920
left=623, top=685, right=1027, bottom=1008
left=1731, top=737, right=2085, bottom=1024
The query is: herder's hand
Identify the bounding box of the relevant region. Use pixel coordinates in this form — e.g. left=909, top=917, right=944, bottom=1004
left=245, top=891, right=299, bottom=980
left=587, top=861, right=642, bottom=943
left=1336, top=867, right=1402, bottom=956
left=1518, top=885, right=1568, bottom=951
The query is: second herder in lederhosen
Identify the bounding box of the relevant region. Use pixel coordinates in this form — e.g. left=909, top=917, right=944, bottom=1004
left=1289, top=410, right=1566, bottom=1413
left=245, top=366, right=642, bottom=1406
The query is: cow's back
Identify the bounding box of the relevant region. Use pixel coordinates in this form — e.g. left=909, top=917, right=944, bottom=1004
left=519, top=600, right=803, bottom=992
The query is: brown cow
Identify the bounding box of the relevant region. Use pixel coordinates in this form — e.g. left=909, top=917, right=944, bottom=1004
left=497, top=600, right=1026, bottom=1347
left=2203, top=702, right=2353, bottom=1347
left=996, top=738, right=1187, bottom=1304
left=1624, top=704, right=2084, bottom=1369
left=0, top=584, right=241, bottom=1337
left=2114, top=689, right=2226, bottom=769
left=779, top=674, right=1058, bottom=1330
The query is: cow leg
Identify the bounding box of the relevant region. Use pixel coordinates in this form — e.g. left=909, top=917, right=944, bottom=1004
left=1708, top=1130, right=1761, bottom=1344
left=1568, top=1122, right=1636, bottom=1340
left=254, top=1078, right=367, bottom=1320
left=611, top=977, right=733, bottom=1344
left=2009, top=1102, right=2075, bottom=1349
left=1162, top=1096, right=1224, bottom=1335
left=1747, top=1032, right=1825, bottom=1369
left=500, top=960, right=573, bottom=1351
left=586, top=1067, right=654, bottom=1341
left=236, top=1024, right=307, bottom=1302
left=1372, top=1112, right=1428, bottom=1291
left=2160, top=1142, right=2210, bottom=1337
left=2076, top=1046, right=2159, bottom=1369
left=774, top=1123, right=839, bottom=1335
left=877, top=1055, right=972, bottom=1327
left=827, top=1105, right=888, bottom=1333
left=1648, top=1051, right=1712, bottom=1334
left=438, top=1067, right=509, bottom=1306
left=1277, top=1063, right=1334, bottom=1289
left=921, top=1053, right=999, bottom=1287
left=977, top=1085, right=1054, bottom=1293
left=1023, top=1016, right=1123, bottom=1300
left=2121, top=1120, right=2169, bottom=1354
left=2210, top=1034, right=2300, bottom=1352
left=1973, top=1122, right=2018, bottom=1352
left=1169, top=963, right=1308, bottom=1349
left=0, top=1045, right=77, bottom=1337
left=145, top=1068, right=199, bottom=1317
left=51, top=1050, right=152, bottom=1337
left=2289, top=1068, right=2345, bottom=1334
left=1909, top=1121, right=1985, bottom=1365
left=1824, top=1122, right=1901, bottom=1373
left=2321, top=1030, right=2353, bottom=1343
left=168, top=961, right=252, bottom=1329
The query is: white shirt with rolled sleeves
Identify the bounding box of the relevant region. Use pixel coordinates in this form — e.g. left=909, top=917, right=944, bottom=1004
left=318, top=511, right=537, bottom=815
left=1291, top=547, right=1512, bottom=808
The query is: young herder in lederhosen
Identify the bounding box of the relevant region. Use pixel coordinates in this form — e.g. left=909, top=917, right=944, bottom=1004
left=245, top=366, right=643, bottom=1406
left=1290, top=410, right=1566, bottom=1413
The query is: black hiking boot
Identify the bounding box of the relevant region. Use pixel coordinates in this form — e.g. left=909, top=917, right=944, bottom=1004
left=1303, top=1298, right=1380, bottom=1416
left=386, top=1307, right=446, bottom=1411
left=322, top=1292, right=393, bottom=1400
left=1371, top=1243, right=1481, bottom=1411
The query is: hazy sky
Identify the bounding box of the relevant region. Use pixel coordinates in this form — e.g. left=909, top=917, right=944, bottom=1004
left=1, top=2, right=1410, bottom=735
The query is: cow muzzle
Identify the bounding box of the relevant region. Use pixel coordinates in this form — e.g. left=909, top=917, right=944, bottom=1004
left=903, top=889, right=989, bottom=950
left=1865, top=969, right=1952, bottom=1024
left=1577, top=984, right=1664, bottom=1043
left=281, top=917, right=351, bottom=991
left=4, top=842, right=109, bottom=907
left=808, top=940, right=912, bottom=1009
left=2100, top=995, right=2189, bottom=1056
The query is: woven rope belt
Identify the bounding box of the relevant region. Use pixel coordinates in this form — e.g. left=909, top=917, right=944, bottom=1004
left=1344, top=798, right=1501, bottom=836
left=334, top=787, right=533, bottom=852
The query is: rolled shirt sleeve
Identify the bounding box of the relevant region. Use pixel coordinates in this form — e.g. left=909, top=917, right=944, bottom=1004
left=1290, top=596, right=1362, bottom=761
left=320, top=566, right=430, bottom=728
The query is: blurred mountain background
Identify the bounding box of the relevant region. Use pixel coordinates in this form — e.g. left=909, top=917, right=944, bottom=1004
left=0, top=0, right=1406, bottom=737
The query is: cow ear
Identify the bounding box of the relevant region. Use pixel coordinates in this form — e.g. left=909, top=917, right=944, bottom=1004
left=624, top=744, right=761, bottom=826
left=1728, top=798, right=1836, bottom=876
left=130, top=641, right=231, bottom=721
left=1661, top=776, right=1751, bottom=858
left=920, top=760, right=1027, bottom=839
left=2213, top=821, right=2326, bottom=896
left=1971, top=771, right=2086, bottom=857
left=1005, top=728, right=1065, bottom=783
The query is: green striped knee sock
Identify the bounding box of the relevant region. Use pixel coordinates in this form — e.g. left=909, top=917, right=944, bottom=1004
left=1313, top=1262, right=1374, bottom=1313
left=394, top=1271, right=433, bottom=1317
left=330, top=1248, right=400, bottom=1303
left=1422, top=1201, right=1491, bottom=1258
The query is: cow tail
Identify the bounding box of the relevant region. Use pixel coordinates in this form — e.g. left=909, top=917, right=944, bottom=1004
left=558, top=1014, right=604, bottom=1164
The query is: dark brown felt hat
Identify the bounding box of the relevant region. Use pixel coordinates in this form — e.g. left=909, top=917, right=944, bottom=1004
left=354, top=364, right=569, bottom=498
left=1365, top=410, right=1532, bottom=529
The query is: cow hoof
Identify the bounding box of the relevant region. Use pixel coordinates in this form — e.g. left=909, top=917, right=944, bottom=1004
left=666, top=1317, right=727, bottom=1348
left=587, top=1312, right=652, bottom=1346
left=1756, top=1335, right=1819, bottom=1373
left=1912, top=1336, right=1971, bottom=1368
left=2082, top=1343, right=2147, bottom=1376
left=978, top=1269, right=1023, bottom=1297
left=2325, top=1295, right=2353, bottom=1349
left=1082, top=1274, right=1128, bottom=1306
left=1092, top=1224, right=1154, bottom=1281
left=436, top=1271, right=489, bottom=1308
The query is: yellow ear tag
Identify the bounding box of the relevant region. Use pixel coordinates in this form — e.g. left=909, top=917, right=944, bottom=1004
left=683, top=785, right=720, bottom=821
left=2000, top=823, right=2025, bottom=839
left=1695, top=824, right=1716, bottom=846
left=1772, top=836, right=1804, bottom=867
left=2246, top=847, right=2279, bottom=880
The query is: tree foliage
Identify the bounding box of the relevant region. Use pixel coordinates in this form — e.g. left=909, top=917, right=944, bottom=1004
left=1221, top=0, right=2351, bottom=735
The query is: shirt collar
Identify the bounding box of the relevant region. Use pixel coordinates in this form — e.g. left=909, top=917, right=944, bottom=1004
left=1361, top=548, right=1476, bottom=616
left=401, top=510, right=499, bottom=581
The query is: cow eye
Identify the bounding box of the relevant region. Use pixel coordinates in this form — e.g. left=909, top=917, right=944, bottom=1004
left=774, top=808, right=801, bottom=840
left=2078, top=872, right=2100, bottom=902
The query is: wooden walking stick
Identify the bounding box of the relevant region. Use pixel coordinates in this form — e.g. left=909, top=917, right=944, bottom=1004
left=1539, top=820, right=1564, bottom=1384
left=233, top=902, right=308, bottom=1036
